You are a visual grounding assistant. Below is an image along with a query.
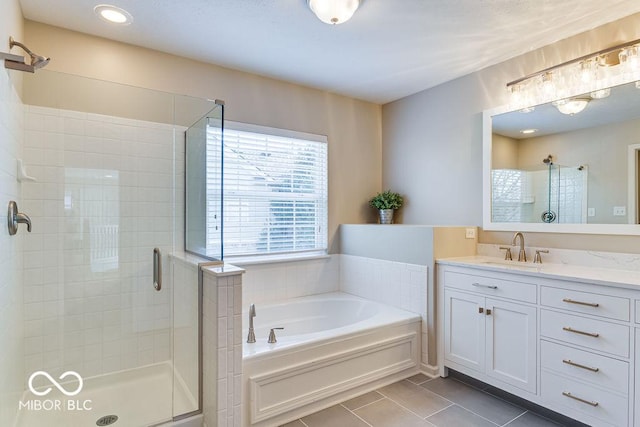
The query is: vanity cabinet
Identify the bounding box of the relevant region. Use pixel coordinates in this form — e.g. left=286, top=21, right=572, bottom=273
left=437, top=263, right=637, bottom=427
left=443, top=270, right=537, bottom=394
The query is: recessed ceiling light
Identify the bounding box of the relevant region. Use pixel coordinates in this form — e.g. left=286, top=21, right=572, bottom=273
left=520, top=129, right=538, bottom=134
left=94, top=4, right=133, bottom=25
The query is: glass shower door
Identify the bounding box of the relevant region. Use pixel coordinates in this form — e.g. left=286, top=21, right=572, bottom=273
left=15, top=71, right=178, bottom=427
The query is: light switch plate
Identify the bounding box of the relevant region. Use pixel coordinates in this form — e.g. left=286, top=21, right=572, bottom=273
left=465, top=228, right=476, bottom=239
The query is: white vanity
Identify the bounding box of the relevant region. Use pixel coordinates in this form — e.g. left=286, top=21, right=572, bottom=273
left=437, top=256, right=640, bottom=427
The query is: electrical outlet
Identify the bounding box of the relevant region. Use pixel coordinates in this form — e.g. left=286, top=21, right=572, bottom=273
left=613, top=206, right=626, bottom=216
left=465, top=228, right=476, bottom=239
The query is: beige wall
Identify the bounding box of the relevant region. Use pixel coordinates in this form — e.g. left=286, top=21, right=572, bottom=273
left=23, top=20, right=383, bottom=251
left=383, top=12, right=640, bottom=252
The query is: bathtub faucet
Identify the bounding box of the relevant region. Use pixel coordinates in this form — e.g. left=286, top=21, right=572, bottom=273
left=247, top=304, right=256, bottom=344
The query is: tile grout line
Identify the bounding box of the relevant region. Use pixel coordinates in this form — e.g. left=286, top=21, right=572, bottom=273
left=375, top=391, right=455, bottom=423
left=501, top=410, right=529, bottom=426
left=341, top=396, right=387, bottom=411
left=340, top=403, right=374, bottom=427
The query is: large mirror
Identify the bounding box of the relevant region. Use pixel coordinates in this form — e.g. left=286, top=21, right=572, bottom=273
left=483, top=80, right=640, bottom=234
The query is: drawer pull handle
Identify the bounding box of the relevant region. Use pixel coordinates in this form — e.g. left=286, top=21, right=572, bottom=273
left=562, top=359, right=600, bottom=373
left=562, top=326, right=599, bottom=338
left=472, top=282, right=498, bottom=289
left=562, top=298, right=599, bottom=308
left=562, top=391, right=599, bottom=407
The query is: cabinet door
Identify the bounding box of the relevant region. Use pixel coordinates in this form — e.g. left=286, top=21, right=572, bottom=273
left=486, top=298, right=537, bottom=393
left=444, top=289, right=485, bottom=372
left=636, top=329, right=640, bottom=427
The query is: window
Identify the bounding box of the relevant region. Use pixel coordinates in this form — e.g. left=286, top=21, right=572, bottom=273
left=207, top=122, right=328, bottom=259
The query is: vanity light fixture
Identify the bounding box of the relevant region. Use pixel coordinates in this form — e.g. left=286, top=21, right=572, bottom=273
left=94, top=4, right=133, bottom=25
left=307, top=0, right=361, bottom=25
left=553, top=98, right=590, bottom=115
left=507, top=38, right=640, bottom=110
left=590, top=88, right=611, bottom=99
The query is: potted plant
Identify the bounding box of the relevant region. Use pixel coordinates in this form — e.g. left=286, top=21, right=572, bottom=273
left=369, top=190, right=404, bottom=224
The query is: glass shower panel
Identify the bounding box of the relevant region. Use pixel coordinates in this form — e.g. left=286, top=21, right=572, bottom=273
left=16, top=70, right=179, bottom=426
left=185, top=103, right=224, bottom=260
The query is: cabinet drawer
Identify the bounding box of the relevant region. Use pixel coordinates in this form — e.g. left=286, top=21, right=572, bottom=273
left=541, top=286, right=629, bottom=321
left=540, top=310, right=630, bottom=358
left=444, top=271, right=536, bottom=303
left=635, top=300, right=640, bottom=324
left=541, top=340, right=628, bottom=394
left=541, top=370, right=628, bottom=427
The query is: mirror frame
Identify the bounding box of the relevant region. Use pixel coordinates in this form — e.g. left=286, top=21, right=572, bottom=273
left=483, top=105, right=640, bottom=235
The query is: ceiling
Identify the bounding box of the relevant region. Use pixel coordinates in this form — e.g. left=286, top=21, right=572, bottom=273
left=17, top=0, right=640, bottom=104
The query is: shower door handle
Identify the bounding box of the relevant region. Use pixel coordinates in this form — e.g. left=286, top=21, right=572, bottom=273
left=153, top=248, right=162, bottom=291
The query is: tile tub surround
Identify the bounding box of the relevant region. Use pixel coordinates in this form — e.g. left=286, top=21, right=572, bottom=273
left=240, top=254, right=429, bottom=370
left=340, top=254, right=429, bottom=370
left=281, top=372, right=586, bottom=427
left=20, top=105, right=182, bottom=383
left=240, top=255, right=339, bottom=306
left=0, top=69, right=25, bottom=426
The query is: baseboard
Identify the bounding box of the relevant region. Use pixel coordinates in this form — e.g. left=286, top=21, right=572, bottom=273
left=420, top=363, right=439, bottom=378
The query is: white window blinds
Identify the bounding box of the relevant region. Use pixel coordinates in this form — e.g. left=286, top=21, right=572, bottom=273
left=207, top=122, right=328, bottom=258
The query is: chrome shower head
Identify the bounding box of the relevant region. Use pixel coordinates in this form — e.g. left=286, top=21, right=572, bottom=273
left=9, top=37, right=50, bottom=69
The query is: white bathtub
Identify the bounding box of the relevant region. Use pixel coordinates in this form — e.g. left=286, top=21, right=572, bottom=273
left=242, top=292, right=422, bottom=426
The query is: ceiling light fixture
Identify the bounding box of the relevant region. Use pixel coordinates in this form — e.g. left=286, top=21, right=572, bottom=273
left=507, top=38, right=640, bottom=110
left=553, top=98, right=590, bottom=115
left=94, top=4, right=133, bottom=25
left=307, top=0, right=361, bottom=25
left=520, top=129, right=538, bottom=134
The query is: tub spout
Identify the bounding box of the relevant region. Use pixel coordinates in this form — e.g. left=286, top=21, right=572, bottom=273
left=247, top=304, right=256, bottom=344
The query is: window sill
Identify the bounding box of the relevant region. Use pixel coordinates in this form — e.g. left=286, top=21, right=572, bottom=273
left=225, top=252, right=330, bottom=267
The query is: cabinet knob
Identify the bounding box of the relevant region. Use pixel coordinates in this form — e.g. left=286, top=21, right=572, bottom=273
left=486, top=308, right=492, bottom=316
left=478, top=307, right=484, bottom=314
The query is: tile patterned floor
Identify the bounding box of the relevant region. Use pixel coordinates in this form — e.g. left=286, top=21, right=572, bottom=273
left=281, top=373, right=588, bottom=427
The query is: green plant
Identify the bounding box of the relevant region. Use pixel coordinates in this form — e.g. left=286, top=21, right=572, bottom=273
left=369, top=190, right=404, bottom=210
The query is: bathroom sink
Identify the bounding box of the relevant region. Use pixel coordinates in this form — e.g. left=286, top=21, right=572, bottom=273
left=479, top=260, right=540, bottom=270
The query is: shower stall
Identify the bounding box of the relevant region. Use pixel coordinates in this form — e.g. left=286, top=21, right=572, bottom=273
left=1, top=68, right=222, bottom=427
left=492, top=160, right=588, bottom=223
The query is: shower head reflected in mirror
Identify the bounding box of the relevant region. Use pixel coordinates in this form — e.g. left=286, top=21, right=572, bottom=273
left=9, top=37, right=50, bottom=69
left=0, top=36, right=50, bottom=73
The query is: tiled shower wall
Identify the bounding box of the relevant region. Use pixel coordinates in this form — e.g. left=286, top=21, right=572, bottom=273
left=20, top=105, right=180, bottom=382
left=0, top=71, right=24, bottom=426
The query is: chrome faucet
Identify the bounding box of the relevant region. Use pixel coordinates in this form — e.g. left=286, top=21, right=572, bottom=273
left=247, top=304, right=256, bottom=344
left=512, top=232, right=526, bottom=262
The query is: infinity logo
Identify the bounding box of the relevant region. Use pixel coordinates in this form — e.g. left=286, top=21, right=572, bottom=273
left=28, top=371, right=84, bottom=397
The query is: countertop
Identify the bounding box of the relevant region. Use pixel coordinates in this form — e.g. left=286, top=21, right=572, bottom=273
left=437, top=255, right=640, bottom=290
